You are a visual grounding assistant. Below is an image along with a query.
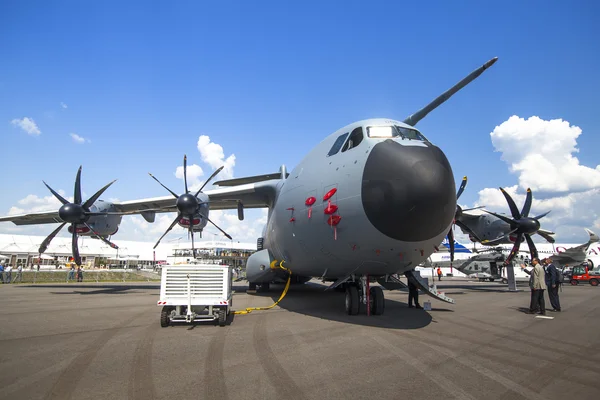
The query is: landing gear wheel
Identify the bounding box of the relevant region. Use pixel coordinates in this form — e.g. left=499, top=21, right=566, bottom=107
left=570, top=279, right=579, bottom=286
left=345, top=285, right=360, bottom=315
left=247, top=282, right=257, bottom=293
left=590, top=279, right=599, bottom=287
left=369, top=286, right=385, bottom=315
left=160, top=306, right=172, bottom=328
left=218, top=309, right=226, bottom=327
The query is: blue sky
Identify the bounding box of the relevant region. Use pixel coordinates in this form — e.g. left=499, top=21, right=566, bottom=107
left=1, top=1, right=599, bottom=244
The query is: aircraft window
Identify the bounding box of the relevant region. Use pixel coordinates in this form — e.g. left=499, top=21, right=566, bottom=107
left=367, top=126, right=396, bottom=138
left=366, top=125, right=428, bottom=142
left=342, top=127, right=364, bottom=152
left=396, top=126, right=428, bottom=141
left=327, top=132, right=349, bottom=157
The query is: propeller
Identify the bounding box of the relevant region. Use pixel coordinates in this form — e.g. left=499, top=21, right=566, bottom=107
left=149, top=155, right=231, bottom=256
left=39, top=166, right=119, bottom=266
left=445, top=176, right=468, bottom=263
left=483, top=187, right=552, bottom=265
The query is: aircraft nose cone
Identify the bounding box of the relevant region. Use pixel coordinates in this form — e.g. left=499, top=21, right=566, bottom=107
left=361, top=140, right=456, bottom=242
left=177, top=193, right=199, bottom=215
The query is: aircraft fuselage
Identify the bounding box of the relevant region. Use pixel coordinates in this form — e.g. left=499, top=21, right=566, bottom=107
left=254, top=118, right=456, bottom=281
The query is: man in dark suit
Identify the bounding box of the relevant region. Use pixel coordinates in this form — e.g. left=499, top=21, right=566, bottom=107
left=544, top=258, right=561, bottom=312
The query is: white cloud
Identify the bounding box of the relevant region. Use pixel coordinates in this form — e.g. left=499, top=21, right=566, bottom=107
left=197, top=135, right=236, bottom=180
left=11, top=117, right=41, bottom=136
left=490, top=116, right=600, bottom=193
left=60, top=102, right=68, bottom=109
left=70, top=133, right=90, bottom=144
left=174, top=164, right=204, bottom=192
left=472, top=116, right=600, bottom=243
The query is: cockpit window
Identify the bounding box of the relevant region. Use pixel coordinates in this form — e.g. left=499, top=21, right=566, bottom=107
left=327, top=132, right=349, bottom=156
left=342, top=127, right=364, bottom=152
left=366, top=125, right=428, bottom=141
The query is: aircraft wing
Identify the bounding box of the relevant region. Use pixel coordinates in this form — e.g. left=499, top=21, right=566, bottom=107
left=0, top=180, right=278, bottom=226
left=0, top=210, right=62, bottom=225
left=113, top=181, right=277, bottom=214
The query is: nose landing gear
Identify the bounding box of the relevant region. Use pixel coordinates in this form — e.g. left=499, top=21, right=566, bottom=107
left=344, top=276, right=385, bottom=316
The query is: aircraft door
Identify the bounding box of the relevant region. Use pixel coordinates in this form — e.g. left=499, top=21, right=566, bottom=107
left=490, top=262, right=499, bottom=277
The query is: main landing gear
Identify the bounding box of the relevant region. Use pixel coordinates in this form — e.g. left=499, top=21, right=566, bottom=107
left=344, top=276, right=385, bottom=316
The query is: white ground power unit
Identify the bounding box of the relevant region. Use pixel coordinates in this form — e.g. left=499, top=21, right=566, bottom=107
left=157, top=264, right=233, bottom=327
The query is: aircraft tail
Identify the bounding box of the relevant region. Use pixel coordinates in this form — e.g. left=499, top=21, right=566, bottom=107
left=403, top=57, right=498, bottom=126
left=585, top=228, right=599, bottom=244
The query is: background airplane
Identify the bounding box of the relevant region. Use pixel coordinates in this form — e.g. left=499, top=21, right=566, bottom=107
left=0, top=57, right=499, bottom=315
left=455, top=228, right=599, bottom=282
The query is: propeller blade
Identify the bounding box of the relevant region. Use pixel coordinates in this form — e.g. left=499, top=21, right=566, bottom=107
left=148, top=173, right=179, bottom=199
left=461, top=206, right=485, bottom=212
left=533, top=211, right=551, bottom=220
left=521, top=188, right=533, bottom=218
left=82, top=180, right=117, bottom=209
left=483, top=210, right=515, bottom=226
left=456, top=176, right=467, bottom=200
left=504, top=233, right=523, bottom=265
left=447, top=228, right=455, bottom=262
left=38, top=222, right=67, bottom=254
left=536, top=230, right=556, bottom=244
left=153, top=214, right=181, bottom=249
left=237, top=201, right=244, bottom=221
left=196, top=166, right=224, bottom=195
left=207, top=217, right=232, bottom=240
left=74, top=166, right=83, bottom=205
left=183, top=155, right=189, bottom=194
left=83, top=222, right=119, bottom=249
left=43, top=181, right=69, bottom=205
left=72, top=226, right=81, bottom=266
left=189, top=225, right=195, bottom=259
left=525, top=234, right=539, bottom=261
left=499, top=187, right=521, bottom=219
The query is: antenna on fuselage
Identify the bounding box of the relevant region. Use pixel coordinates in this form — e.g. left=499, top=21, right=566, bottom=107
left=403, top=57, right=498, bottom=126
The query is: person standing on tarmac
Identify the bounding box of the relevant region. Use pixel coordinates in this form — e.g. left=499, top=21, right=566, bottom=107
left=407, top=277, right=422, bottom=309
left=436, top=266, right=442, bottom=281
left=544, top=258, right=561, bottom=312
left=527, top=258, right=547, bottom=315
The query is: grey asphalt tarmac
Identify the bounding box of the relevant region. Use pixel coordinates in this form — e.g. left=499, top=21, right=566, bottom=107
left=0, top=279, right=599, bottom=400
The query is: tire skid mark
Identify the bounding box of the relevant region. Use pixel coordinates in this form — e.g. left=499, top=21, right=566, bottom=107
left=415, top=324, right=600, bottom=376
left=371, top=333, right=477, bottom=400
left=0, top=323, right=150, bottom=343
left=252, top=315, right=307, bottom=400
left=45, top=313, right=147, bottom=400
left=451, top=316, right=600, bottom=368
left=203, top=330, right=229, bottom=400
left=128, top=324, right=158, bottom=400
left=397, top=330, right=546, bottom=400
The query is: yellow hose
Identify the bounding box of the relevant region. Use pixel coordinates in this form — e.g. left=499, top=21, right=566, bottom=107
left=233, top=261, right=291, bottom=315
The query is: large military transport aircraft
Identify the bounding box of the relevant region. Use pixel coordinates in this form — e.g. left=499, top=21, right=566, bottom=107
left=0, top=57, right=498, bottom=315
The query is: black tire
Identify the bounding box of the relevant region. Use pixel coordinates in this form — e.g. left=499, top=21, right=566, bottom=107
left=590, top=279, right=599, bottom=287
left=218, top=309, right=226, bottom=327
left=160, top=306, right=171, bottom=328
left=570, top=279, right=579, bottom=286
left=501, top=278, right=508, bottom=284
left=370, top=286, right=385, bottom=315
left=489, top=278, right=495, bottom=282
left=345, top=285, right=360, bottom=315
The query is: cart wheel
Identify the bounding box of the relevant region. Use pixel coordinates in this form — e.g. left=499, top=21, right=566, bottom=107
left=160, top=306, right=172, bottom=328
left=218, top=309, right=226, bottom=327
left=590, top=279, right=599, bottom=287
left=570, top=279, right=579, bottom=286
left=501, top=278, right=508, bottom=284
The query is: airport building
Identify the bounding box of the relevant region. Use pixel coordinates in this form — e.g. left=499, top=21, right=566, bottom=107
left=0, top=234, right=256, bottom=269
